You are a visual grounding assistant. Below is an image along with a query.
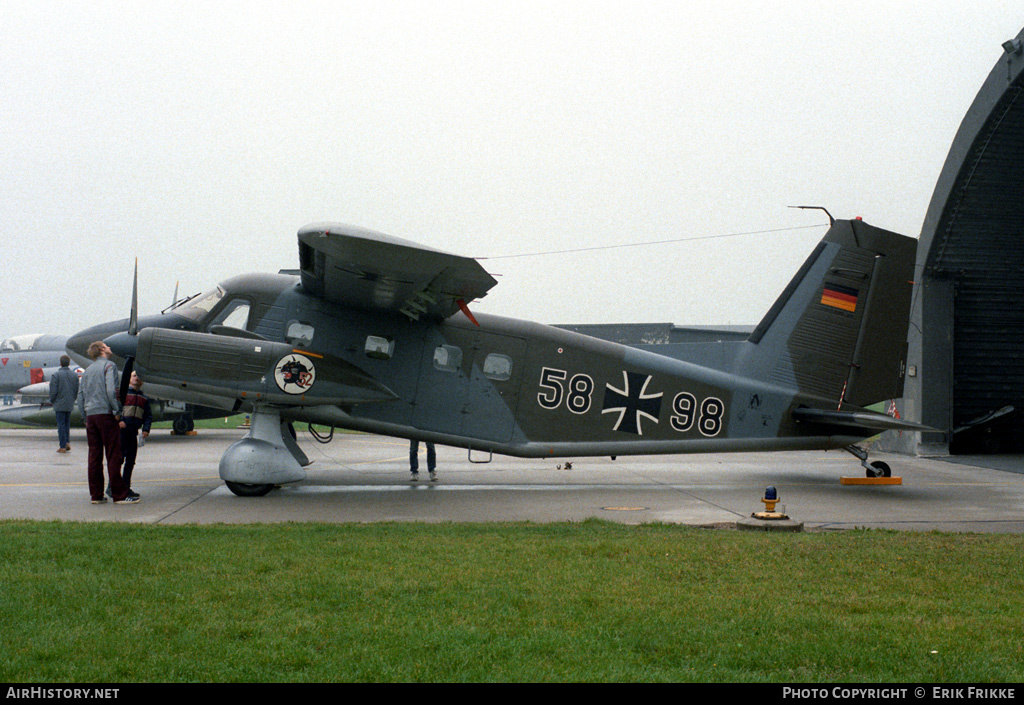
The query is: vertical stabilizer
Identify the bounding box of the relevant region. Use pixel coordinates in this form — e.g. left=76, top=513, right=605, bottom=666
left=743, top=219, right=917, bottom=407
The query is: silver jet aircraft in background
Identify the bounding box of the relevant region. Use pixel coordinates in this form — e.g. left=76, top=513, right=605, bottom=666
left=0, top=332, right=219, bottom=432
left=0, top=334, right=73, bottom=399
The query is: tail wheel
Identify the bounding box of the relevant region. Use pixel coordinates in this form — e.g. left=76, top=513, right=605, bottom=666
left=867, top=461, right=892, bottom=478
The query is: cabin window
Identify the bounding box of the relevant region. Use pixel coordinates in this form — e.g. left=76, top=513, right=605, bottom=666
left=287, top=321, right=315, bottom=347
left=433, top=344, right=462, bottom=372
left=365, top=336, right=395, bottom=360
left=483, top=353, right=513, bottom=381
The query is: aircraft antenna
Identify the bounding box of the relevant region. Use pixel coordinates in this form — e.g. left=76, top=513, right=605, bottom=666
left=479, top=223, right=825, bottom=260
left=788, top=205, right=835, bottom=226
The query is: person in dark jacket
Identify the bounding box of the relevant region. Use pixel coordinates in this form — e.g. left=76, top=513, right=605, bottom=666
left=118, top=371, right=152, bottom=492
left=48, top=355, right=79, bottom=453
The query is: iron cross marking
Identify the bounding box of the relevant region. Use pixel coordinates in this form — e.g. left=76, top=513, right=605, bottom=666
left=601, top=371, right=663, bottom=435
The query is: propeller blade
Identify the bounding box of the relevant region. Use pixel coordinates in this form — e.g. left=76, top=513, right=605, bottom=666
left=118, top=356, right=135, bottom=405
left=128, top=258, right=139, bottom=337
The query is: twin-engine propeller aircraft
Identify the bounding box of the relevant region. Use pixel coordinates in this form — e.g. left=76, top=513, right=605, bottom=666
left=67, top=218, right=929, bottom=496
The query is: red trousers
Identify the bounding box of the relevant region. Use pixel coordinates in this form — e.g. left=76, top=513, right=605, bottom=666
left=85, top=414, right=129, bottom=501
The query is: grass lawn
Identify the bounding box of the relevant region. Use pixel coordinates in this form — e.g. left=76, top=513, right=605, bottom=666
left=1, top=520, right=1022, bottom=682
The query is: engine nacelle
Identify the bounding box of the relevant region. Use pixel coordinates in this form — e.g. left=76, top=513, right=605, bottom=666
left=131, top=327, right=396, bottom=407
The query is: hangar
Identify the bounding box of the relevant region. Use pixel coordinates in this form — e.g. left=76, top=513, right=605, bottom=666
left=894, top=26, right=1024, bottom=456
left=570, top=28, right=1024, bottom=459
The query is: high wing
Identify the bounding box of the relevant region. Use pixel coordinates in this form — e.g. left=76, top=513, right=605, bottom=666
left=297, top=223, right=498, bottom=321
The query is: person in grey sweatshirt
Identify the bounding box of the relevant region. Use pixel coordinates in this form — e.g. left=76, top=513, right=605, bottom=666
left=75, top=341, right=138, bottom=505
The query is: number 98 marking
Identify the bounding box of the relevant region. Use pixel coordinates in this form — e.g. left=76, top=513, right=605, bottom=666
left=671, top=392, right=724, bottom=437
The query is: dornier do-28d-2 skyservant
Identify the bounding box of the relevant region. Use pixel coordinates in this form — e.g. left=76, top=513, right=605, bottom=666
left=67, top=218, right=930, bottom=497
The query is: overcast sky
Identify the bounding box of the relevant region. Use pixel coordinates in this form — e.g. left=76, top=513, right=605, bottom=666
left=2, top=1, right=1021, bottom=338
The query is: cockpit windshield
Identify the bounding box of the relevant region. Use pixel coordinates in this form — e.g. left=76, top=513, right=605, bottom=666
left=0, top=334, right=43, bottom=352
left=170, top=286, right=226, bottom=323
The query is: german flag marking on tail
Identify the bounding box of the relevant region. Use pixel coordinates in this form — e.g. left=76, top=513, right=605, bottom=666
left=821, top=283, right=859, bottom=312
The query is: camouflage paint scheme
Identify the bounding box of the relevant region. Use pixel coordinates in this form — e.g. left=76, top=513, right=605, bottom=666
left=69, top=219, right=923, bottom=495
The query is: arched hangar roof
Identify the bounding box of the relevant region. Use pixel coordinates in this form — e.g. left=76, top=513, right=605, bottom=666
left=913, top=26, right=1024, bottom=452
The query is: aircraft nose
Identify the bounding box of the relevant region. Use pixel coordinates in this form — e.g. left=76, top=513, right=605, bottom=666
left=67, top=312, right=198, bottom=367
left=66, top=320, right=130, bottom=367
left=65, top=331, right=89, bottom=365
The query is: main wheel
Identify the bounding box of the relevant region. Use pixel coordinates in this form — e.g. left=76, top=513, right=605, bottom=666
left=867, top=461, right=892, bottom=478
left=980, top=431, right=1001, bottom=454
left=225, top=481, right=275, bottom=497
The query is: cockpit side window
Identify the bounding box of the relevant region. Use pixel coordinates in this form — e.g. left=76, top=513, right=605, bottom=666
left=211, top=299, right=251, bottom=331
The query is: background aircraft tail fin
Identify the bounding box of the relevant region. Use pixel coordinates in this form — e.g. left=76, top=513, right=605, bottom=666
left=743, top=219, right=917, bottom=407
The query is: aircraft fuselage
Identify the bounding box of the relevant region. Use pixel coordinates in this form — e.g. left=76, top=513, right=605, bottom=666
left=292, top=306, right=862, bottom=458
left=92, top=273, right=861, bottom=458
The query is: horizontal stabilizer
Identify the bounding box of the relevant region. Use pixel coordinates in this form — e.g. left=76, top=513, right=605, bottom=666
left=792, top=406, right=935, bottom=433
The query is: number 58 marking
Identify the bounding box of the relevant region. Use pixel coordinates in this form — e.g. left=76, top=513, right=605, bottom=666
left=537, top=367, right=594, bottom=415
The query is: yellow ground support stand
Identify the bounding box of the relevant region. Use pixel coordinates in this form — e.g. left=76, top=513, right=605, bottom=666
left=840, top=476, right=902, bottom=485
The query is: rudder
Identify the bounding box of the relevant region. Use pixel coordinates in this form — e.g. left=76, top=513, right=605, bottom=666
left=743, top=219, right=917, bottom=407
